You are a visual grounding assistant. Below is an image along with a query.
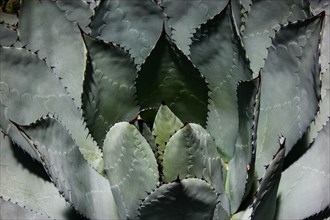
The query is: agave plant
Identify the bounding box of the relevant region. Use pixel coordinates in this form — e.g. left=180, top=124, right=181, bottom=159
left=0, top=0, right=329, bottom=219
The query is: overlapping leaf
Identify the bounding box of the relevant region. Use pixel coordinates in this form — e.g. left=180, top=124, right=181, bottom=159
left=0, top=46, right=103, bottom=172
left=136, top=31, right=209, bottom=126
left=251, top=139, right=286, bottom=220
left=276, top=122, right=330, bottom=219
left=0, top=199, right=49, bottom=220
left=152, top=103, right=183, bottom=159
left=256, top=13, right=324, bottom=176
left=162, top=122, right=230, bottom=218
left=90, top=0, right=164, bottom=66
left=190, top=4, right=252, bottom=160
left=225, top=78, right=260, bottom=214
left=138, top=178, right=218, bottom=220
left=18, top=0, right=92, bottom=106
left=15, top=117, right=119, bottom=220
left=103, top=122, right=159, bottom=219
left=162, top=0, right=228, bottom=55
left=242, top=0, right=312, bottom=73
left=81, top=34, right=139, bottom=146
left=0, top=129, right=71, bottom=219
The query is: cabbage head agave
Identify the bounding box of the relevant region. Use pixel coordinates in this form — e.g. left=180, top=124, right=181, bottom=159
left=0, top=0, right=329, bottom=219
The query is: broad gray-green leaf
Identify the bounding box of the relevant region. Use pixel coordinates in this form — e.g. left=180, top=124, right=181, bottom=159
left=0, top=24, right=17, bottom=46
left=18, top=0, right=92, bottom=106
left=0, top=46, right=103, bottom=172
left=153, top=103, right=183, bottom=159
left=190, top=4, right=252, bottom=160
left=136, top=32, right=209, bottom=126
left=15, top=117, right=119, bottom=220
left=138, top=178, right=218, bottom=220
left=310, top=0, right=329, bottom=72
left=251, top=140, right=285, bottom=220
left=276, top=122, right=330, bottom=219
left=0, top=199, right=50, bottom=220
left=90, top=0, right=163, bottom=66
left=82, top=34, right=139, bottom=146
left=242, top=0, right=312, bottom=73
left=163, top=123, right=230, bottom=217
left=103, top=122, right=159, bottom=219
left=256, top=13, right=324, bottom=176
left=162, top=0, right=228, bottom=55
left=0, top=129, right=71, bottom=219
left=225, top=79, right=260, bottom=214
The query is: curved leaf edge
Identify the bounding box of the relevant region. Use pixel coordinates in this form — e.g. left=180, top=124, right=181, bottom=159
left=0, top=197, right=52, bottom=219
left=10, top=115, right=95, bottom=220
left=135, top=28, right=211, bottom=126
left=88, top=1, right=164, bottom=70
left=79, top=29, right=140, bottom=146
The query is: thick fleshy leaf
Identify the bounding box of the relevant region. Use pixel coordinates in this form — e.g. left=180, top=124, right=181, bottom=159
left=138, top=178, right=218, bottom=220
left=81, top=34, right=139, bottom=146
left=0, top=199, right=50, bottom=220
left=0, top=24, right=17, bottom=46
left=0, top=46, right=103, bottom=172
left=162, top=123, right=230, bottom=217
left=90, top=0, right=163, bottom=66
left=242, top=0, right=312, bottom=74
left=225, top=78, right=260, bottom=214
left=310, top=0, right=329, bottom=72
left=15, top=117, right=119, bottom=220
left=18, top=0, right=92, bottom=106
left=190, top=4, right=253, bottom=160
left=153, top=103, right=183, bottom=159
left=231, top=0, right=252, bottom=33
left=276, top=122, right=330, bottom=219
left=136, top=32, right=209, bottom=126
left=251, top=138, right=286, bottom=220
left=0, top=129, right=71, bottom=219
left=162, top=0, right=228, bottom=55
left=103, top=122, right=159, bottom=219
left=256, top=13, right=324, bottom=176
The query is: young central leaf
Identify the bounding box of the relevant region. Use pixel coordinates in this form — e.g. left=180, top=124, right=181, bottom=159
left=136, top=31, right=209, bottom=126
left=103, top=122, right=159, bottom=219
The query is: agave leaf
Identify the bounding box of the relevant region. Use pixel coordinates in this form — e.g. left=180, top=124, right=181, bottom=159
left=231, top=0, right=252, bottom=32
left=14, top=117, right=119, bottom=220
left=162, top=0, right=228, bottom=55
left=310, top=0, right=329, bottom=72
left=0, top=24, right=17, bottom=46
left=0, top=46, right=103, bottom=172
left=81, top=33, right=139, bottom=146
left=90, top=0, right=164, bottom=66
left=251, top=138, right=286, bottom=220
left=225, top=78, right=260, bottom=214
left=132, top=115, right=157, bottom=151
left=190, top=4, right=253, bottom=160
left=103, top=122, right=159, bottom=219
left=18, top=0, right=92, bottom=107
left=242, top=0, right=312, bottom=73
left=0, top=11, right=18, bottom=26
left=162, top=123, right=230, bottom=217
left=138, top=178, right=218, bottom=220
left=256, top=13, right=324, bottom=176
left=136, top=31, right=209, bottom=126
left=275, top=121, right=329, bottom=219
left=0, top=129, right=71, bottom=219
left=0, top=199, right=50, bottom=220
left=153, top=103, right=183, bottom=159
